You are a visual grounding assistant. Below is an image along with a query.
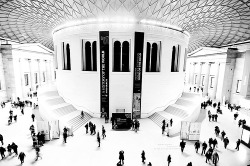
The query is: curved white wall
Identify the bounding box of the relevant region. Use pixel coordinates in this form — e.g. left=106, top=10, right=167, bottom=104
left=53, top=23, right=189, bottom=118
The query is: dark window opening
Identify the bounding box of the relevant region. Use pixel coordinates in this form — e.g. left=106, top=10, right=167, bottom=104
left=85, top=41, right=91, bottom=71
left=151, top=43, right=158, bottom=72
left=171, top=45, right=180, bottom=72
left=92, top=41, right=97, bottom=71
left=122, top=41, right=129, bottom=72
left=113, top=41, right=121, bottom=72
left=62, top=42, right=71, bottom=70
left=146, top=42, right=151, bottom=72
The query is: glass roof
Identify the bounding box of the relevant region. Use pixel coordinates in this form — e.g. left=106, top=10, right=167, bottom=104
left=0, top=0, right=249, bottom=52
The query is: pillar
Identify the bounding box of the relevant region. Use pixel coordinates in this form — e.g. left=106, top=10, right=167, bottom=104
left=190, top=62, right=196, bottom=84
left=28, top=59, right=34, bottom=91
left=203, top=62, right=212, bottom=96
left=212, top=62, right=220, bottom=99
left=196, top=62, right=203, bottom=86
left=37, top=59, right=42, bottom=86
left=1, top=44, right=16, bottom=100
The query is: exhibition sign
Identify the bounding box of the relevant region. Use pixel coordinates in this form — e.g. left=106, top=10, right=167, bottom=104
left=49, top=120, right=60, bottom=139
left=132, top=32, right=144, bottom=119
left=180, top=121, right=201, bottom=140
left=99, top=31, right=109, bottom=118
left=37, top=120, right=60, bottom=140
left=37, top=121, right=50, bottom=141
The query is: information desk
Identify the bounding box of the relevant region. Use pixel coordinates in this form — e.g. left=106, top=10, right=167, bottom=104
left=111, top=113, right=132, bottom=130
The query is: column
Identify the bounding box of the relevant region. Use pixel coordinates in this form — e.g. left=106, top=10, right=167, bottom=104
left=192, top=62, right=197, bottom=85
left=212, top=62, right=220, bottom=99
left=37, top=59, right=42, bottom=86
left=28, top=59, right=34, bottom=91
left=203, top=62, right=212, bottom=96
left=190, top=62, right=196, bottom=85
left=196, top=62, right=203, bottom=86
left=188, top=62, right=192, bottom=84
left=18, top=58, right=25, bottom=98
left=45, top=60, right=48, bottom=83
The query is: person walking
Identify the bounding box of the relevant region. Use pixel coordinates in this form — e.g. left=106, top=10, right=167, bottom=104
left=0, top=134, right=3, bottom=145
left=7, top=144, right=12, bottom=156
left=205, top=150, right=212, bottom=163
left=221, top=130, right=226, bottom=141
left=166, top=123, right=169, bottom=136
left=63, top=127, right=68, bottom=143
left=201, top=141, right=207, bottom=155
left=223, top=137, right=229, bottom=149
left=93, top=124, right=96, bottom=135
left=85, top=123, right=88, bottom=134
left=31, top=114, right=35, bottom=122
left=194, top=140, right=200, bottom=153
left=212, top=151, right=219, bottom=166
left=235, top=139, right=241, bottom=151
left=102, top=125, right=106, bottom=139
left=11, top=142, right=18, bottom=156
left=167, top=154, right=171, bottom=166
left=162, top=123, right=165, bottom=135
left=170, top=119, right=173, bottom=127
left=81, top=111, right=84, bottom=119
left=35, top=145, right=42, bottom=161
left=208, top=114, right=212, bottom=122
left=208, top=138, right=213, bottom=148
left=0, top=146, right=6, bottom=159
left=97, top=132, right=101, bottom=147
left=180, top=140, right=186, bottom=153
left=141, top=150, right=146, bottom=163
left=18, top=152, right=26, bottom=164
left=30, top=124, right=35, bottom=136
left=212, top=138, right=218, bottom=149
left=119, top=150, right=124, bottom=165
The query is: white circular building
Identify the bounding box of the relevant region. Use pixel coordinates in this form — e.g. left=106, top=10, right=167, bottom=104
left=53, top=20, right=189, bottom=118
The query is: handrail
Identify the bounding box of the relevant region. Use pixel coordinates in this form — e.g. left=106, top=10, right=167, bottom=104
left=141, top=92, right=183, bottom=116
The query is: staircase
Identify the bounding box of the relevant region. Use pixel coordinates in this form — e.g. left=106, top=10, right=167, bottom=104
left=38, top=87, right=92, bottom=132
left=164, top=105, right=188, bottom=118
left=67, top=113, right=92, bottom=132
left=149, top=113, right=169, bottom=128
left=149, top=92, right=200, bottom=130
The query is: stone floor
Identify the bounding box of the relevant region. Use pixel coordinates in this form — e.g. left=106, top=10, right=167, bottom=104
left=0, top=102, right=249, bottom=166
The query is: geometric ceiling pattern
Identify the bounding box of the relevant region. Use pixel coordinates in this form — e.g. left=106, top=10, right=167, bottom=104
left=0, top=0, right=250, bottom=52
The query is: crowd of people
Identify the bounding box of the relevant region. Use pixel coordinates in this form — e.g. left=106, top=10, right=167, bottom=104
left=0, top=97, right=41, bottom=164
left=0, top=93, right=249, bottom=166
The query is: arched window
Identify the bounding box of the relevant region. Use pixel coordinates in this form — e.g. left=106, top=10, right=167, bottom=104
left=171, top=45, right=180, bottom=72
left=151, top=43, right=158, bottom=72
left=146, top=42, right=151, bottom=72
left=85, top=41, right=91, bottom=71
left=66, top=44, right=71, bottom=70
left=92, top=41, right=97, bottom=71
left=122, top=41, right=129, bottom=72
left=146, top=41, right=161, bottom=72
left=113, top=41, right=121, bottom=72
left=171, top=46, right=176, bottom=72
left=62, top=42, right=71, bottom=70
left=82, top=40, right=97, bottom=71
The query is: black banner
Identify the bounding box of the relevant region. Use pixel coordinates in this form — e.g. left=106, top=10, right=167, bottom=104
left=100, top=31, right=109, bottom=118
left=132, top=32, right=144, bottom=119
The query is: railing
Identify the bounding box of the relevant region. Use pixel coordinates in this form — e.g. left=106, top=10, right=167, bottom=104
left=141, top=92, right=183, bottom=117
